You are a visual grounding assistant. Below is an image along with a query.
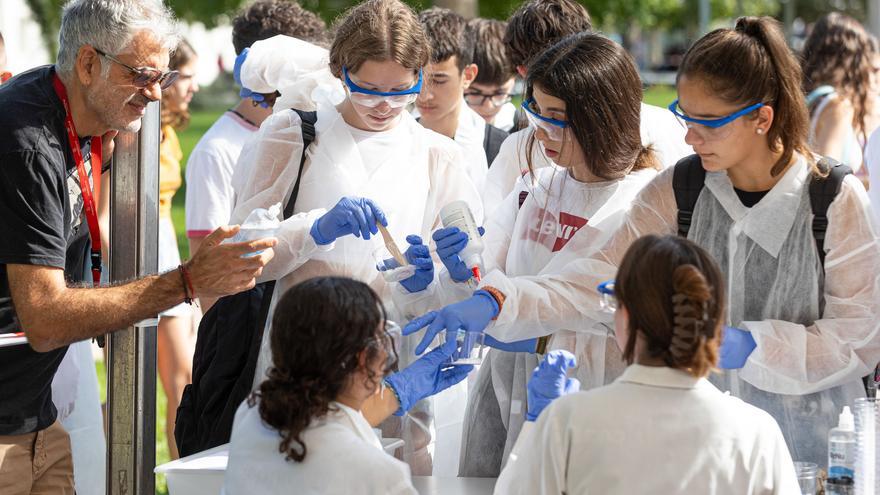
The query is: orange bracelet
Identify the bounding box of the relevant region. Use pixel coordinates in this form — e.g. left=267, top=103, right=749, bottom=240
left=479, top=285, right=506, bottom=320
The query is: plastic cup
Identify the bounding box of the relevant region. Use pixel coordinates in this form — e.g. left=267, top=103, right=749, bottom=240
left=443, top=329, right=486, bottom=365
left=373, top=245, right=416, bottom=282
left=233, top=226, right=277, bottom=257
left=794, top=461, right=818, bottom=495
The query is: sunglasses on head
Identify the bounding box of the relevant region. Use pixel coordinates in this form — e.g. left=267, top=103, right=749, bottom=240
left=95, top=48, right=179, bottom=90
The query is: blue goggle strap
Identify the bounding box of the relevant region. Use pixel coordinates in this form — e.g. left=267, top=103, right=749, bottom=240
left=521, top=98, right=568, bottom=128
left=597, top=280, right=615, bottom=296
left=343, top=67, right=423, bottom=97
left=667, top=99, right=764, bottom=128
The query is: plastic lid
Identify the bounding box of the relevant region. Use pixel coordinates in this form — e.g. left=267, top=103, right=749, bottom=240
left=839, top=406, right=854, bottom=430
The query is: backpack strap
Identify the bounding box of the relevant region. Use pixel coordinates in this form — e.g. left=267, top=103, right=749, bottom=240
left=283, top=109, right=317, bottom=219
left=483, top=123, right=508, bottom=167
left=672, top=154, right=707, bottom=238
left=809, top=157, right=852, bottom=267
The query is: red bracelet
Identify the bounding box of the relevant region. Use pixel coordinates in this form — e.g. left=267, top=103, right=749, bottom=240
left=178, top=263, right=195, bottom=305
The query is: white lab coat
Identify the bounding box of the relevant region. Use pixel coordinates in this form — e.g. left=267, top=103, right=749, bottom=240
left=481, top=102, right=692, bottom=217
left=223, top=400, right=416, bottom=495
left=483, top=155, right=880, bottom=466
left=454, top=105, right=489, bottom=193
left=495, top=364, right=800, bottom=495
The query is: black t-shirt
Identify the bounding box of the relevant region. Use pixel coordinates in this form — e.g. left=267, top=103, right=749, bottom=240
left=0, top=66, right=98, bottom=435
left=734, top=188, right=770, bottom=208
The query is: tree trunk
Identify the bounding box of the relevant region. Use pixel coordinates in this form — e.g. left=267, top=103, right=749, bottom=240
left=433, top=0, right=478, bottom=18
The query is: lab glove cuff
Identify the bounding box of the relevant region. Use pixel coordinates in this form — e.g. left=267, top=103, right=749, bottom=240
left=474, top=288, right=503, bottom=319
left=309, top=218, right=334, bottom=245
left=382, top=378, right=406, bottom=416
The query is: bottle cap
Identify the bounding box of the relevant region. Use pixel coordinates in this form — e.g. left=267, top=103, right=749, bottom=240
left=839, top=406, right=854, bottom=430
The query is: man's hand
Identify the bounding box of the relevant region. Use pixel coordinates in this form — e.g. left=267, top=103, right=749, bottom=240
left=186, top=226, right=277, bottom=298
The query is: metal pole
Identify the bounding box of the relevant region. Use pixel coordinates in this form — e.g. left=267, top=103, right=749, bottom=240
left=783, top=0, right=796, bottom=46
left=698, top=0, right=711, bottom=36
left=869, top=0, right=880, bottom=39
left=106, top=101, right=160, bottom=495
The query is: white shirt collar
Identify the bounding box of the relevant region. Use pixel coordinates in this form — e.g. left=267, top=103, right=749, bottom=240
left=703, top=154, right=808, bottom=257
left=615, top=363, right=711, bottom=390
left=328, top=401, right=383, bottom=451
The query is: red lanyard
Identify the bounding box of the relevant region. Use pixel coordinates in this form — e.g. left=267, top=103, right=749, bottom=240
left=51, top=73, right=103, bottom=286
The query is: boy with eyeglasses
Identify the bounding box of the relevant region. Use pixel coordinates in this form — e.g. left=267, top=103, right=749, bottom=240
left=465, top=18, right=521, bottom=133
left=415, top=8, right=495, bottom=191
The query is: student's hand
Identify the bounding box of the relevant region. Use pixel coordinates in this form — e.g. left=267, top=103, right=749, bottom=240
left=310, top=197, right=388, bottom=244
left=526, top=350, right=580, bottom=422
left=403, top=291, right=499, bottom=356
left=383, top=339, right=473, bottom=415
left=186, top=226, right=277, bottom=298
left=400, top=235, right=434, bottom=293
left=431, top=226, right=485, bottom=282
left=719, top=326, right=756, bottom=369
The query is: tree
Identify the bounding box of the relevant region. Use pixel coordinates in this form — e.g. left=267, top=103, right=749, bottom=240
left=24, top=0, right=64, bottom=58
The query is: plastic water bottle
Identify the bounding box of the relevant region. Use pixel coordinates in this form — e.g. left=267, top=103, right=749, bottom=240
left=828, top=405, right=856, bottom=494
left=228, top=202, right=281, bottom=257
left=439, top=201, right=484, bottom=282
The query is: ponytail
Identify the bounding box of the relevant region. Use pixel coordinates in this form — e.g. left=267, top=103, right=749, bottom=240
left=616, top=235, right=725, bottom=378
left=678, top=16, right=816, bottom=177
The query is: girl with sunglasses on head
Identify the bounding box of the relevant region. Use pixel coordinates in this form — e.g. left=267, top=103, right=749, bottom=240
left=223, top=277, right=471, bottom=494
left=494, top=235, right=799, bottom=494
left=404, top=16, right=880, bottom=469
left=399, top=32, right=660, bottom=477
left=228, top=0, right=482, bottom=474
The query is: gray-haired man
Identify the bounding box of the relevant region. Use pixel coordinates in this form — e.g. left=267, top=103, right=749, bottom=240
left=0, top=1, right=275, bottom=492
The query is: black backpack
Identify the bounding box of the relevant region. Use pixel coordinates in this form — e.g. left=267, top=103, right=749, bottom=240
left=672, top=154, right=851, bottom=267
left=483, top=123, right=508, bottom=167
left=174, top=109, right=317, bottom=457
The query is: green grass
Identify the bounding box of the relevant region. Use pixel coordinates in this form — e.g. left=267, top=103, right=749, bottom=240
left=643, top=85, right=677, bottom=108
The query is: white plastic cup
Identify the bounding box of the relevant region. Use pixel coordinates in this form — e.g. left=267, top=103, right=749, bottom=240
left=794, top=462, right=817, bottom=495
left=443, top=329, right=486, bottom=365
left=373, top=245, right=416, bottom=282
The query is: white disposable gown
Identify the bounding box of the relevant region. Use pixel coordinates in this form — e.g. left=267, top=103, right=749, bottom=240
left=230, top=99, right=483, bottom=475
left=410, top=164, right=657, bottom=476
left=481, top=155, right=880, bottom=467
left=452, top=104, right=489, bottom=193
left=494, top=364, right=800, bottom=495
left=223, top=400, right=416, bottom=494
left=481, top=103, right=692, bottom=217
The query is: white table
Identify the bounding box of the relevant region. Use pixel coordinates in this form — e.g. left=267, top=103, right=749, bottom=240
left=412, top=476, right=496, bottom=495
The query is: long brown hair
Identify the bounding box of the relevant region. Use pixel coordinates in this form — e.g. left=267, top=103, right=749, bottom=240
left=802, top=12, right=877, bottom=144
left=328, top=0, right=429, bottom=80
left=678, top=17, right=814, bottom=177
left=525, top=32, right=658, bottom=180
left=616, top=235, right=726, bottom=378
left=249, top=277, right=398, bottom=463
left=161, top=38, right=195, bottom=130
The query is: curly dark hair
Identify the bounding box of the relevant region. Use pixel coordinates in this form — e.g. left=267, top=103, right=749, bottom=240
left=232, top=0, right=330, bottom=54
left=419, top=7, right=474, bottom=71
left=248, top=277, right=398, bottom=463
left=802, top=12, right=878, bottom=144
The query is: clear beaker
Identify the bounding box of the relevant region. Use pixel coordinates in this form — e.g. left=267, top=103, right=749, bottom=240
left=794, top=461, right=818, bottom=495
left=373, top=245, right=416, bottom=283
left=443, top=328, right=486, bottom=365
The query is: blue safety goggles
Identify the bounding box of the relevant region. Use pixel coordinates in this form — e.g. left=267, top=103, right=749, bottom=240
left=521, top=98, right=568, bottom=140
left=667, top=99, right=764, bottom=128
left=343, top=67, right=423, bottom=108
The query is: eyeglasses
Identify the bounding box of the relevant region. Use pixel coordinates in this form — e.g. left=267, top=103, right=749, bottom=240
left=95, top=48, right=179, bottom=90
left=464, top=91, right=512, bottom=108
left=597, top=280, right=617, bottom=313
left=343, top=67, right=422, bottom=108
left=667, top=99, right=764, bottom=141
left=521, top=98, right=568, bottom=141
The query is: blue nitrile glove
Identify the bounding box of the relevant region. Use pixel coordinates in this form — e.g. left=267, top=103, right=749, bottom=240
left=400, top=235, right=434, bottom=293
left=483, top=334, right=537, bottom=353
left=383, top=339, right=473, bottom=416
left=432, top=226, right=485, bottom=283
left=233, top=47, right=269, bottom=108
left=402, top=291, right=499, bottom=356
left=310, top=197, right=388, bottom=245
left=719, top=326, right=757, bottom=369
left=526, top=350, right=580, bottom=422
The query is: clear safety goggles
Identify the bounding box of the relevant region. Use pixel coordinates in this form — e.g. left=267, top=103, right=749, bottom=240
left=667, top=99, right=764, bottom=141
left=522, top=98, right=568, bottom=141
left=343, top=67, right=422, bottom=108
left=597, top=280, right=617, bottom=313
